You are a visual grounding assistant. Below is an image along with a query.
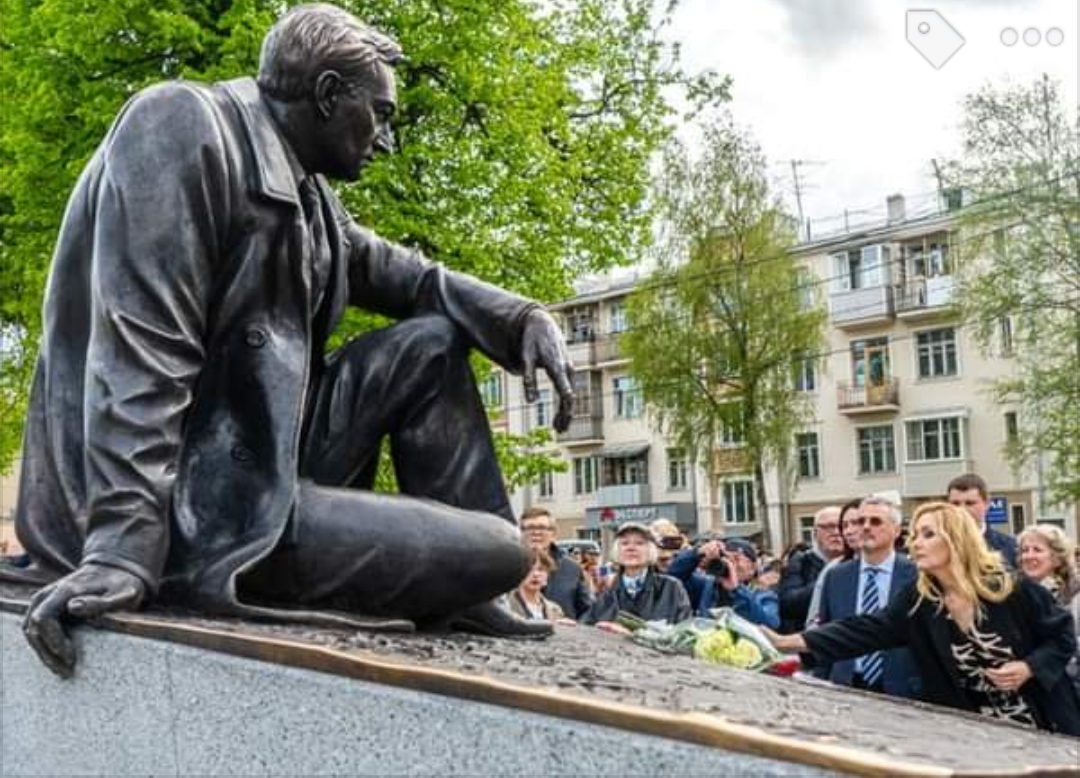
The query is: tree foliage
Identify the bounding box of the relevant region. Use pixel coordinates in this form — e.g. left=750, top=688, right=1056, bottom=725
left=945, top=75, right=1080, bottom=507
left=0, top=0, right=730, bottom=473
left=623, top=119, right=826, bottom=550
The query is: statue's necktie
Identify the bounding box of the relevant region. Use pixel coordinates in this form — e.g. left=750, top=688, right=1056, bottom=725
left=299, top=177, right=331, bottom=313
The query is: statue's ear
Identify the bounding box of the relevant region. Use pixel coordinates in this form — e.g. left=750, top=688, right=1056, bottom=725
left=313, top=70, right=343, bottom=121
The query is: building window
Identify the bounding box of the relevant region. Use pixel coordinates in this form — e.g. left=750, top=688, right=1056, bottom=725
left=798, top=515, right=815, bottom=544
left=573, top=456, right=600, bottom=495
left=906, top=417, right=963, bottom=462
left=718, top=404, right=746, bottom=447
left=1005, top=411, right=1019, bottom=446
left=722, top=480, right=755, bottom=524
left=916, top=328, right=958, bottom=378
left=609, top=301, right=628, bottom=334
left=613, top=375, right=643, bottom=419
left=604, top=455, right=648, bottom=486
left=537, top=471, right=554, bottom=500
left=565, top=306, right=595, bottom=344
left=535, top=388, right=551, bottom=428
left=479, top=373, right=503, bottom=408
left=858, top=426, right=896, bottom=475
left=796, top=432, right=821, bottom=479
left=851, top=337, right=890, bottom=387
left=832, top=245, right=889, bottom=291
left=794, top=356, right=817, bottom=392
left=999, top=316, right=1014, bottom=356
left=667, top=448, right=689, bottom=491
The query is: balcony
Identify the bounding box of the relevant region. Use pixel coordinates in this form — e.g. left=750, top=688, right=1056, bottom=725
left=566, top=338, right=596, bottom=366
left=557, top=414, right=604, bottom=445
left=895, top=276, right=955, bottom=320
left=837, top=379, right=900, bottom=414
left=712, top=447, right=751, bottom=475
left=904, top=458, right=973, bottom=497
left=595, top=334, right=627, bottom=365
left=597, top=483, right=651, bottom=507
left=829, top=285, right=894, bottom=329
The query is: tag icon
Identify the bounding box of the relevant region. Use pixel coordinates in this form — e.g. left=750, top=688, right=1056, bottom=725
left=907, top=10, right=965, bottom=69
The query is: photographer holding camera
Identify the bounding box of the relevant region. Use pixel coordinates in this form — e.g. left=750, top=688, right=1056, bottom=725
left=668, top=536, right=780, bottom=628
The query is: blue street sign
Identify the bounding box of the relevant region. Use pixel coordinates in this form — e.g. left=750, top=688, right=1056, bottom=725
left=986, top=496, right=1008, bottom=524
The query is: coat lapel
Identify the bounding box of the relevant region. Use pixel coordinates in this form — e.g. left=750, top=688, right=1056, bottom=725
left=219, top=78, right=301, bottom=207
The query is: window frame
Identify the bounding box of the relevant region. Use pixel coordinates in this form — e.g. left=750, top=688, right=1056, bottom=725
left=856, top=424, right=897, bottom=475
left=914, top=326, right=959, bottom=380
left=905, top=416, right=964, bottom=463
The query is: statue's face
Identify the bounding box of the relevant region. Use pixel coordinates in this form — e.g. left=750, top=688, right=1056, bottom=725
left=322, top=61, right=397, bottom=181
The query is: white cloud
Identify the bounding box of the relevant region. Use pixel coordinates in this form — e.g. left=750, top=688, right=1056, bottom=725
left=666, top=0, right=1077, bottom=235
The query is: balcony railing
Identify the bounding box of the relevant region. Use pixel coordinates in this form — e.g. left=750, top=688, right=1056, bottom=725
left=595, top=333, right=626, bottom=363
left=895, top=276, right=954, bottom=315
left=837, top=379, right=900, bottom=413
left=597, top=483, right=651, bottom=507
left=557, top=414, right=604, bottom=443
left=829, top=285, right=894, bottom=327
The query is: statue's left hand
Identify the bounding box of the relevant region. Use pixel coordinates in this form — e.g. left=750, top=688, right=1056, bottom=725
left=23, top=563, right=146, bottom=678
left=521, top=308, right=575, bottom=432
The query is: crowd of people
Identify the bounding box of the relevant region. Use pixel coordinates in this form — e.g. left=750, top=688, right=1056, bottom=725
left=508, top=474, right=1080, bottom=737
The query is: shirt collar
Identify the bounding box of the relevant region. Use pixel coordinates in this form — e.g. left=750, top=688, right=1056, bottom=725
left=861, top=552, right=896, bottom=576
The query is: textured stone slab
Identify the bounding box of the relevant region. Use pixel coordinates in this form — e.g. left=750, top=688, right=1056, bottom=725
left=1, top=611, right=833, bottom=777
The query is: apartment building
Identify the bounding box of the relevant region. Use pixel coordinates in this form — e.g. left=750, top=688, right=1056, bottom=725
left=496, top=195, right=1077, bottom=551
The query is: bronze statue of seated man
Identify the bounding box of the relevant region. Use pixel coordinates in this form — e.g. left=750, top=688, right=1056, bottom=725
left=2, top=2, right=574, bottom=677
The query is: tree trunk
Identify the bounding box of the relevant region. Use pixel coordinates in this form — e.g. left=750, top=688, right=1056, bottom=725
left=753, top=458, right=773, bottom=554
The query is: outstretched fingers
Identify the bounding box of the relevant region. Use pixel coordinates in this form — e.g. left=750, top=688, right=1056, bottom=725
left=23, top=584, right=78, bottom=679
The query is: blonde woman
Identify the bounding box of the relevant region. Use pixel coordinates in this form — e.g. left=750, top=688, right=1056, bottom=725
left=766, top=502, right=1079, bottom=735
left=1020, top=524, right=1080, bottom=697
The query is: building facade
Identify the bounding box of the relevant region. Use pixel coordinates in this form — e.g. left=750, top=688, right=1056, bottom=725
left=497, top=196, right=1077, bottom=551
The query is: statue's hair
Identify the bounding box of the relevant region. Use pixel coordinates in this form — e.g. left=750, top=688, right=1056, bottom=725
left=909, top=502, right=1013, bottom=620
left=258, top=3, right=403, bottom=101
left=1018, top=524, right=1080, bottom=600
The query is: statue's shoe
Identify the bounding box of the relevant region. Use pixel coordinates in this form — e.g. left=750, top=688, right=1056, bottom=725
left=449, top=599, right=553, bottom=639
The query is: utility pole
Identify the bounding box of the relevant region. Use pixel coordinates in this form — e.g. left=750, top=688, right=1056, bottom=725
left=790, top=160, right=806, bottom=241
left=931, top=158, right=946, bottom=211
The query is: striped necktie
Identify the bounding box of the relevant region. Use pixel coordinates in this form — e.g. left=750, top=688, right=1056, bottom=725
left=857, top=565, right=885, bottom=688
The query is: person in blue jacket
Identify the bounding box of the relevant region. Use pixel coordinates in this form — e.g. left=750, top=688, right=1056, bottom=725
left=668, top=536, right=779, bottom=628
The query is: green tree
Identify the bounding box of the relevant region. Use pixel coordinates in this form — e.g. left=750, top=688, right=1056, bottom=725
left=623, top=120, right=826, bottom=551
left=0, top=0, right=729, bottom=473
left=945, top=75, right=1080, bottom=507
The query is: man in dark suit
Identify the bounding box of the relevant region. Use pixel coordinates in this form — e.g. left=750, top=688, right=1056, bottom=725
left=814, top=495, right=922, bottom=698
left=947, top=474, right=1018, bottom=568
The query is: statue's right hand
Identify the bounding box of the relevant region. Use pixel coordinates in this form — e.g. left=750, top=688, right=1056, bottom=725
left=23, top=563, right=146, bottom=678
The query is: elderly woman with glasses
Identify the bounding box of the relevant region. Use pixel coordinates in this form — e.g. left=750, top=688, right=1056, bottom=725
left=766, top=502, right=1080, bottom=735
left=581, top=522, right=692, bottom=628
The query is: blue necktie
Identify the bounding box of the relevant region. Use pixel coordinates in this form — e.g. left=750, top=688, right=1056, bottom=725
left=857, top=566, right=885, bottom=688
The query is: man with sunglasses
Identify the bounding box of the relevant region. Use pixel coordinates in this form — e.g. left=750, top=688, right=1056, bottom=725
left=811, top=494, right=922, bottom=698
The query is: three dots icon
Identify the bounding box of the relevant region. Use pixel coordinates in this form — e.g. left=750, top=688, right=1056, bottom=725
left=1001, top=27, right=1066, bottom=47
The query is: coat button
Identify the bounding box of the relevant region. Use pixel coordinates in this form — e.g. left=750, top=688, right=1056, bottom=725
left=230, top=445, right=253, bottom=463
left=244, top=326, right=268, bottom=348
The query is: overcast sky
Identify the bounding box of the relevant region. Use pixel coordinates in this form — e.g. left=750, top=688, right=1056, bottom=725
left=665, top=0, right=1078, bottom=238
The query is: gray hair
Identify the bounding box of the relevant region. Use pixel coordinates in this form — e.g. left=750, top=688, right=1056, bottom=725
left=258, top=3, right=403, bottom=101
left=860, top=495, right=903, bottom=524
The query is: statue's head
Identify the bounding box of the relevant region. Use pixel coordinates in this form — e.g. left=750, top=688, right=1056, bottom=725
left=258, top=3, right=402, bottom=180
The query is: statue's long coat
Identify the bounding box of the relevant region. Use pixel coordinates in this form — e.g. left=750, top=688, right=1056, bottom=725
left=12, top=77, right=536, bottom=622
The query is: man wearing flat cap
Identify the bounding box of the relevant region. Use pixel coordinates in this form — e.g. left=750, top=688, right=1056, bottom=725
left=581, top=523, right=692, bottom=626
